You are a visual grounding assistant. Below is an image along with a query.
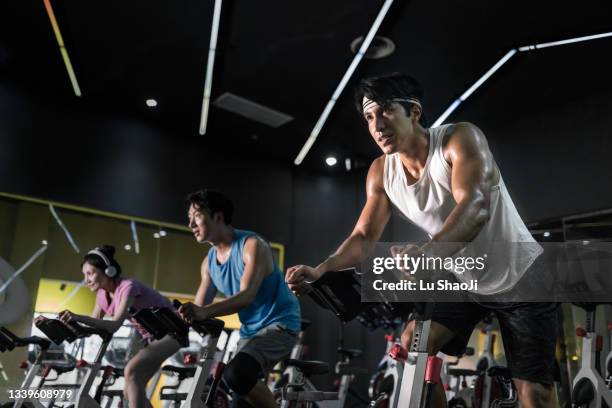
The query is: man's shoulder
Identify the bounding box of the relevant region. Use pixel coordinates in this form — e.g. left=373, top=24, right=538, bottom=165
left=238, top=231, right=268, bottom=253
left=369, top=155, right=386, bottom=175
left=441, top=122, right=484, bottom=143
left=372, top=154, right=386, bottom=167
left=235, top=229, right=259, bottom=243
left=366, top=156, right=387, bottom=186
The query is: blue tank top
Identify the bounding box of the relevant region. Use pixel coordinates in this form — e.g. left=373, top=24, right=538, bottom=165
left=207, top=229, right=301, bottom=338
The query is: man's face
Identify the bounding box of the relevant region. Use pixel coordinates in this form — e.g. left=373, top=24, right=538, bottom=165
left=188, top=204, right=217, bottom=243
left=363, top=101, right=418, bottom=155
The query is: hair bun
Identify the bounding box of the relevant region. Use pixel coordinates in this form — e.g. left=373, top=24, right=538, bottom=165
left=99, top=245, right=116, bottom=259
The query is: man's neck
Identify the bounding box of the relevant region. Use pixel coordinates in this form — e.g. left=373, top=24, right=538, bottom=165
left=397, top=127, right=429, bottom=170
left=212, top=226, right=234, bottom=252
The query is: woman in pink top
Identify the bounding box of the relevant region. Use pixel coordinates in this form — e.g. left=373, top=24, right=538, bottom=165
left=56, top=245, right=181, bottom=408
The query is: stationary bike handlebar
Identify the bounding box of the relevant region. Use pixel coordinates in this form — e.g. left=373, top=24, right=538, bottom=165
left=0, top=327, right=51, bottom=350
left=34, top=318, right=112, bottom=345
left=172, top=299, right=225, bottom=337
left=129, top=300, right=225, bottom=346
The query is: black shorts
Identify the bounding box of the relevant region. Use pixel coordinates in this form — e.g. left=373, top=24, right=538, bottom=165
left=415, top=302, right=559, bottom=385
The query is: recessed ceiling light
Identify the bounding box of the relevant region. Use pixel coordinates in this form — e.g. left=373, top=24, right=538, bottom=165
left=543, top=232, right=550, bottom=237
left=124, top=244, right=132, bottom=250
left=159, top=230, right=167, bottom=237
left=350, top=36, right=396, bottom=59
left=146, top=99, right=158, bottom=107
left=326, top=157, right=338, bottom=166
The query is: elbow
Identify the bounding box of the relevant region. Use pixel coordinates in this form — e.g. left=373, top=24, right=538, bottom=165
left=351, top=230, right=376, bottom=252
left=240, top=290, right=257, bottom=308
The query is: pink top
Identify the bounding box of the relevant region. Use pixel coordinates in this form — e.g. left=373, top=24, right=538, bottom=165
left=96, top=278, right=171, bottom=339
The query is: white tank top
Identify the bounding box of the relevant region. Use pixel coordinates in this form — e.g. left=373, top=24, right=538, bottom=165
left=383, top=124, right=542, bottom=294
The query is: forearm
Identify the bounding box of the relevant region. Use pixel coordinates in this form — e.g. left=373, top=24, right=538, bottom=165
left=423, top=196, right=488, bottom=257
left=74, top=314, right=123, bottom=333
left=316, top=233, right=375, bottom=276
left=202, top=291, right=252, bottom=318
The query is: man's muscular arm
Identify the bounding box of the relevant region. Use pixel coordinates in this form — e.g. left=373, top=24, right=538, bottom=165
left=180, top=237, right=270, bottom=321
left=317, top=157, right=392, bottom=274
left=193, top=258, right=217, bottom=307
left=422, top=122, right=498, bottom=254
left=286, top=158, right=392, bottom=292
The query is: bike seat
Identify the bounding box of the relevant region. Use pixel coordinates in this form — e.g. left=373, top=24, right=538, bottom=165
left=285, top=359, right=329, bottom=376
left=162, top=365, right=197, bottom=378
left=448, top=368, right=480, bottom=377
left=337, top=347, right=362, bottom=359
left=487, top=366, right=513, bottom=379
left=48, top=362, right=76, bottom=375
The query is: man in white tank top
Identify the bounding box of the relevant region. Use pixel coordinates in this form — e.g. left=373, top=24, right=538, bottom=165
left=286, top=74, right=557, bottom=407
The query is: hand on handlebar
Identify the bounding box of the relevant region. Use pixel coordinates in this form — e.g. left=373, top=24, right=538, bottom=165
left=285, top=265, right=317, bottom=296
left=58, top=310, right=78, bottom=324
left=33, top=315, right=48, bottom=325
left=390, top=244, right=422, bottom=277
left=177, top=302, right=210, bottom=324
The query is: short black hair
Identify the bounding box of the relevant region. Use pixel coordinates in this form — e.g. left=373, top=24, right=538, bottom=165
left=82, top=245, right=122, bottom=278
left=186, top=189, right=234, bottom=225
left=354, top=72, right=427, bottom=127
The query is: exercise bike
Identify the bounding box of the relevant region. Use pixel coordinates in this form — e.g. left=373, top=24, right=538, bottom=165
left=571, top=302, right=612, bottom=408
left=129, top=300, right=226, bottom=408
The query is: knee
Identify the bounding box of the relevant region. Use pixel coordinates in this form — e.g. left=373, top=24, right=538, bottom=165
left=400, top=321, right=416, bottom=348
left=223, top=353, right=261, bottom=396
left=124, top=360, right=144, bottom=385
left=516, top=380, right=555, bottom=407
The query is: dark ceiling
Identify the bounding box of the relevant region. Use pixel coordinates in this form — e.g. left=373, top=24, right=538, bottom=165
left=2, top=0, right=611, bottom=169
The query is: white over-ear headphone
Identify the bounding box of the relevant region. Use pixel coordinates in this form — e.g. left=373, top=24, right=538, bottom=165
left=87, top=248, right=118, bottom=278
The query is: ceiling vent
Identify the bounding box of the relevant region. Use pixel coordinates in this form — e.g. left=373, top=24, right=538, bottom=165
left=350, top=36, right=396, bottom=59
left=213, top=92, right=294, bottom=128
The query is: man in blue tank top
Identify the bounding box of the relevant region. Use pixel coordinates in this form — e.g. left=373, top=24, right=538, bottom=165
left=178, top=189, right=300, bottom=408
